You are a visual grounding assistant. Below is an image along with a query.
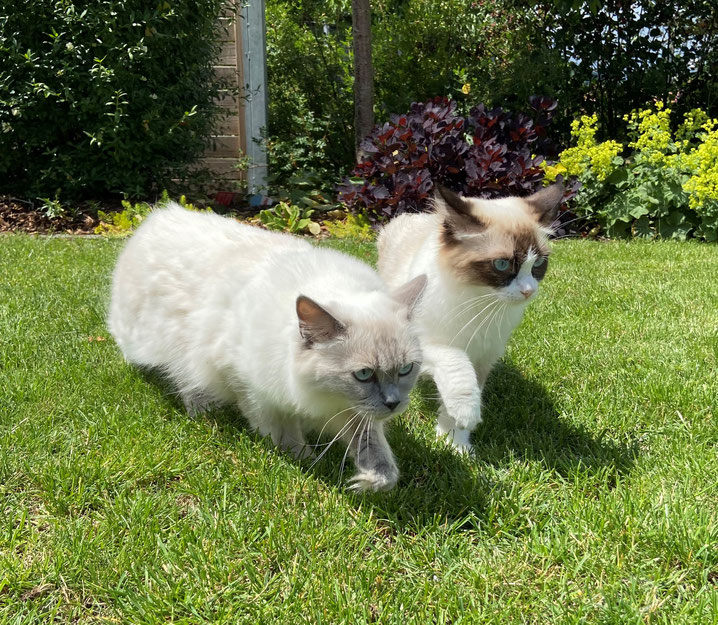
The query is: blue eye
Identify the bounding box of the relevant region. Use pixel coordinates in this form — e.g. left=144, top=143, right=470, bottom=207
left=398, top=363, right=414, bottom=376
left=533, top=256, right=546, bottom=267
left=492, top=258, right=510, bottom=271
left=353, top=368, right=374, bottom=382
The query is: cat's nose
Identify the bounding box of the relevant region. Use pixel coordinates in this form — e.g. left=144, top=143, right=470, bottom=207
left=520, top=285, right=535, bottom=298
left=384, top=399, right=400, bottom=411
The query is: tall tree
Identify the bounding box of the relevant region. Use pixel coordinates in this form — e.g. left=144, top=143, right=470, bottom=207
left=352, top=0, right=374, bottom=161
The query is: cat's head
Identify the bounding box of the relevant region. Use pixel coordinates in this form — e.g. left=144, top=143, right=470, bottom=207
left=435, top=182, right=564, bottom=304
left=294, top=275, right=427, bottom=420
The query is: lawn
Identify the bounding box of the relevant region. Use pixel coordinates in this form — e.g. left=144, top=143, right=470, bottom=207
left=1, top=234, right=716, bottom=624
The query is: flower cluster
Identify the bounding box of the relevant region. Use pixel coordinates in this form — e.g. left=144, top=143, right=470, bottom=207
left=683, top=119, right=718, bottom=220
left=624, top=102, right=673, bottom=165
left=552, top=104, right=718, bottom=241
left=544, top=115, right=623, bottom=182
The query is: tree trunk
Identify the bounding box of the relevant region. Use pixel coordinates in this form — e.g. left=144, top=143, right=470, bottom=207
left=352, top=0, right=374, bottom=162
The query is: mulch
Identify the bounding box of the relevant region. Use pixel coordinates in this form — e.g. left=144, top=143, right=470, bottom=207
left=0, top=196, right=100, bottom=235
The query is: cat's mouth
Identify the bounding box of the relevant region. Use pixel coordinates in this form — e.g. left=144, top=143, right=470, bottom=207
left=499, top=291, right=537, bottom=304
left=368, top=401, right=407, bottom=420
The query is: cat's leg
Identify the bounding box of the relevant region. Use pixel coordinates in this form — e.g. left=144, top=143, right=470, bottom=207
left=344, top=420, right=398, bottom=492
left=240, top=397, right=313, bottom=459
left=436, top=405, right=473, bottom=454
left=180, top=390, right=213, bottom=417
left=422, top=343, right=482, bottom=453
left=272, top=418, right=314, bottom=460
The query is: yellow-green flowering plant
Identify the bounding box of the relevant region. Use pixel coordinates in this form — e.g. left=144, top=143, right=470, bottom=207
left=95, top=191, right=208, bottom=236
left=545, top=104, right=718, bottom=241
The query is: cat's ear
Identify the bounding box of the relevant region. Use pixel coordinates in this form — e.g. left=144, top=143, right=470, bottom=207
left=392, top=274, right=427, bottom=320
left=434, top=184, right=484, bottom=242
left=435, top=184, right=474, bottom=218
left=525, top=180, right=564, bottom=227
left=296, top=296, right=346, bottom=346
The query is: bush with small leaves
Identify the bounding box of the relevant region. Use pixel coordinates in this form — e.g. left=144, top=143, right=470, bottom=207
left=1, top=0, right=233, bottom=201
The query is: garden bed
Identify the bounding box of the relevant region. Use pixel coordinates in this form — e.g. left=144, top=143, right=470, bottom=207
left=0, top=197, right=99, bottom=235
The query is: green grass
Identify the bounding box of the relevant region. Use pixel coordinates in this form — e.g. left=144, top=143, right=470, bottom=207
left=1, top=234, right=716, bottom=624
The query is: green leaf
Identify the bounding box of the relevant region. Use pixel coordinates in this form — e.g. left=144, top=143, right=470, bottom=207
left=606, top=167, right=628, bottom=185
left=632, top=216, right=654, bottom=239
left=666, top=211, right=686, bottom=226
left=629, top=205, right=649, bottom=219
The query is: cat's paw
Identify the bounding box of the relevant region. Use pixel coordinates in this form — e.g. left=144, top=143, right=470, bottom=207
left=435, top=424, right=474, bottom=455
left=348, top=468, right=398, bottom=493
left=446, top=398, right=482, bottom=431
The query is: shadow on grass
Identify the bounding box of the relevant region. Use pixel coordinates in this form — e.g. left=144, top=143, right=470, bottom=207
left=139, top=360, right=637, bottom=531
left=475, top=358, right=636, bottom=476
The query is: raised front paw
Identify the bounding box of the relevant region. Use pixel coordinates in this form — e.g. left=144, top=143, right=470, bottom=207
left=446, top=394, right=482, bottom=430
left=348, top=466, right=398, bottom=493
left=435, top=424, right=474, bottom=455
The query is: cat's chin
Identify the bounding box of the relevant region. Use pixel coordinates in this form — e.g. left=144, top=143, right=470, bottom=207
left=361, top=406, right=402, bottom=422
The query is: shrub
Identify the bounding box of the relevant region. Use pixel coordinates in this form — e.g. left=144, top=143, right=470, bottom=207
left=324, top=212, right=375, bottom=241
left=95, top=191, right=204, bottom=236
left=265, top=0, right=554, bottom=184
left=537, top=0, right=717, bottom=141
left=258, top=202, right=321, bottom=235
left=545, top=104, right=718, bottom=241
left=337, top=96, right=563, bottom=220
left=0, top=0, right=232, bottom=201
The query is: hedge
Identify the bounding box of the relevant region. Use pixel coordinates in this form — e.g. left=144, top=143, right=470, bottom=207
left=0, top=0, right=233, bottom=201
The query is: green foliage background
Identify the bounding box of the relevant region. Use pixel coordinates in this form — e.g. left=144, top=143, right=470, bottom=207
left=265, top=0, right=561, bottom=187
left=1, top=0, right=715, bottom=205
left=0, top=0, right=232, bottom=201
left=266, top=0, right=717, bottom=186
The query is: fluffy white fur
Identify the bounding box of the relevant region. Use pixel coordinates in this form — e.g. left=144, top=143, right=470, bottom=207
left=377, top=185, right=561, bottom=453
left=109, top=205, right=425, bottom=491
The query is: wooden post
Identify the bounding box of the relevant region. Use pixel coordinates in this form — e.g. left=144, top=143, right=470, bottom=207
left=352, top=0, right=374, bottom=161
left=202, top=2, right=268, bottom=194
left=240, top=0, right=269, bottom=192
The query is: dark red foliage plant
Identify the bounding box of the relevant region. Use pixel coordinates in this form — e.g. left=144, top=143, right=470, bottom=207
left=337, top=96, right=573, bottom=222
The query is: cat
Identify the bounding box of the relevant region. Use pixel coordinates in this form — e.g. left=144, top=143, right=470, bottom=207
left=377, top=182, right=564, bottom=453
left=108, top=204, right=427, bottom=492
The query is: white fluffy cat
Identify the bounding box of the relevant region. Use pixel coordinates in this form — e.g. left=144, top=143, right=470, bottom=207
left=377, top=183, right=564, bottom=453
left=109, top=205, right=426, bottom=491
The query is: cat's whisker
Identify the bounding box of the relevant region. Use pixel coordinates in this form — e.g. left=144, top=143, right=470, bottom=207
left=443, top=293, right=496, bottom=318
left=550, top=214, right=590, bottom=231
left=363, top=414, right=374, bottom=466
left=449, top=297, right=500, bottom=346
left=309, top=404, right=362, bottom=447
left=308, top=416, right=358, bottom=470
left=308, top=412, right=361, bottom=470
left=494, top=302, right=509, bottom=341
left=443, top=294, right=497, bottom=325
left=444, top=299, right=498, bottom=329
left=481, top=302, right=505, bottom=345
left=462, top=299, right=501, bottom=350
left=339, top=411, right=367, bottom=480
left=487, top=300, right=506, bottom=332
left=465, top=298, right=504, bottom=351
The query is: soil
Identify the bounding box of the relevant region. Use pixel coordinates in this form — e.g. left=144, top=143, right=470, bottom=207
left=0, top=196, right=101, bottom=235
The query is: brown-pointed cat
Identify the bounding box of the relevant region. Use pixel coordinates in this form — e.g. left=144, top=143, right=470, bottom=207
left=377, top=183, right=564, bottom=452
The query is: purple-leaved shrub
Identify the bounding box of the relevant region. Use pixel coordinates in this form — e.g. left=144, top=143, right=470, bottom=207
left=338, top=96, right=573, bottom=221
